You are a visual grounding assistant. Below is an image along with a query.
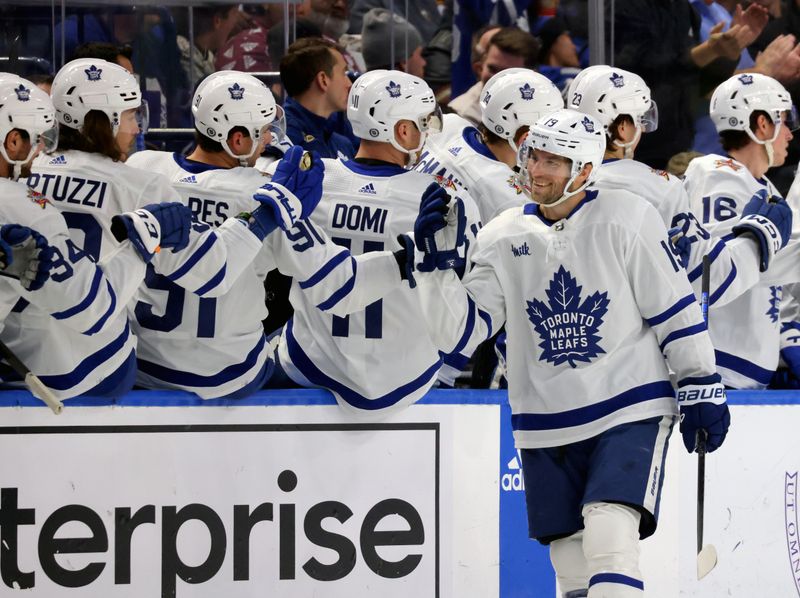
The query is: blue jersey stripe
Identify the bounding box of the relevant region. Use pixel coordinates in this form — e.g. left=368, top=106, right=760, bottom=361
left=194, top=264, right=226, bottom=296
left=511, top=381, right=675, bottom=431
left=83, top=281, right=117, bottom=336
left=659, top=322, right=707, bottom=352
left=677, top=373, right=721, bottom=387
left=298, top=250, right=348, bottom=289
left=477, top=305, right=493, bottom=339
left=168, top=233, right=217, bottom=282
left=589, top=573, right=644, bottom=591
left=645, top=294, right=695, bottom=326
left=51, top=268, right=103, bottom=321
left=452, top=296, right=477, bottom=355
left=38, top=322, right=131, bottom=391
left=285, top=320, right=442, bottom=410
left=138, top=335, right=268, bottom=387
left=709, top=261, right=737, bottom=305
left=688, top=240, right=725, bottom=282
left=316, top=259, right=357, bottom=311
left=715, top=349, right=774, bottom=385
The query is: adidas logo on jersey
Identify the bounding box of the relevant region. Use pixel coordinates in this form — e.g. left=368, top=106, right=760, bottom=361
left=48, top=155, right=66, bottom=165
left=501, top=450, right=525, bottom=491
left=179, top=175, right=197, bottom=184
left=358, top=183, right=377, bottom=194
left=448, top=146, right=461, bottom=156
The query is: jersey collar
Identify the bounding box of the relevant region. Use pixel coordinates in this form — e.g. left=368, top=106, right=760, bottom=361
left=462, top=126, right=498, bottom=161
left=173, top=153, right=226, bottom=174
left=342, top=158, right=406, bottom=177
left=523, top=188, right=599, bottom=226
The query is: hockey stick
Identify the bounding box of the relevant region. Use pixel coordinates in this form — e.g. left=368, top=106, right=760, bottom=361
left=697, top=254, right=717, bottom=580
left=0, top=339, right=62, bottom=414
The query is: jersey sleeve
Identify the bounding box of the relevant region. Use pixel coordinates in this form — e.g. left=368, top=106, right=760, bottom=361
left=265, top=218, right=404, bottom=317
left=627, top=204, right=718, bottom=385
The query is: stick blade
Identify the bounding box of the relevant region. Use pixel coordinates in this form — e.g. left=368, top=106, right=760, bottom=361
left=697, top=544, right=717, bottom=580
left=25, top=373, right=63, bottom=415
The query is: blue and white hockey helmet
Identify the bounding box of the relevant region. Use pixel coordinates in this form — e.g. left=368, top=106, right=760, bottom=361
left=347, top=70, right=442, bottom=162
left=51, top=58, right=148, bottom=136
left=710, top=72, right=797, bottom=144
left=0, top=75, right=58, bottom=167
left=480, top=68, right=564, bottom=151
left=192, top=70, right=285, bottom=161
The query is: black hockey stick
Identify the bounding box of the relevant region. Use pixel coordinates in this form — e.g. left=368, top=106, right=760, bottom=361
left=0, top=338, right=62, bottom=414
left=697, top=255, right=717, bottom=579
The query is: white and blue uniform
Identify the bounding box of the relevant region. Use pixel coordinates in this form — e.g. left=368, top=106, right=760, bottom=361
left=0, top=176, right=145, bottom=398
left=125, top=151, right=405, bottom=398
left=278, top=158, right=482, bottom=414
left=592, top=158, right=764, bottom=307
left=414, top=113, right=526, bottom=223
left=683, top=154, right=800, bottom=388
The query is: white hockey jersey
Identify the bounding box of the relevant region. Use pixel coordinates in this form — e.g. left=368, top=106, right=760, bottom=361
left=278, top=157, right=482, bottom=414
left=414, top=113, right=526, bottom=223
left=125, top=151, right=404, bottom=398
left=0, top=177, right=145, bottom=398
left=415, top=188, right=718, bottom=448
left=683, top=154, right=800, bottom=388
left=592, top=158, right=763, bottom=306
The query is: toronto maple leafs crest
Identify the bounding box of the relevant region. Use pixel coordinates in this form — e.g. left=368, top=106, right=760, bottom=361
left=767, top=286, right=782, bottom=323
left=738, top=74, right=754, bottom=86
left=85, top=65, right=102, bottom=81
left=519, top=83, right=535, bottom=100
left=386, top=81, right=401, bottom=98
left=14, top=84, right=30, bottom=102
left=526, top=266, right=610, bottom=368
left=483, top=90, right=492, bottom=104
left=581, top=116, right=595, bottom=133
left=228, top=82, right=245, bottom=100
left=609, top=72, right=624, bottom=88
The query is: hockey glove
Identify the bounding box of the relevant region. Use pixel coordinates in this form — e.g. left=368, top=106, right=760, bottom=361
left=265, top=145, right=325, bottom=222
left=415, top=183, right=467, bottom=273
left=395, top=233, right=417, bottom=289
left=111, top=202, right=192, bottom=262
left=0, top=224, right=57, bottom=291
left=732, top=189, right=792, bottom=271
left=667, top=225, right=692, bottom=270
left=677, top=375, right=730, bottom=453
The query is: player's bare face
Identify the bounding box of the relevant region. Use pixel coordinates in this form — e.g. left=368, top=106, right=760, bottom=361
left=527, top=149, right=572, bottom=204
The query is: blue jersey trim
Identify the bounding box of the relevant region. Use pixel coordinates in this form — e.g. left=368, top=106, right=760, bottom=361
left=781, top=321, right=800, bottom=333
left=521, top=190, right=598, bottom=226
left=298, top=250, right=348, bottom=289
left=440, top=350, right=470, bottom=370
left=138, top=335, right=267, bottom=387
left=316, top=258, right=356, bottom=311
left=452, top=296, right=477, bottom=355
left=37, top=322, right=131, bottom=391
left=84, top=281, right=117, bottom=336
left=659, top=322, right=707, bottom=352
left=173, top=153, right=225, bottom=174
left=51, top=268, right=103, bottom=321
left=589, top=573, right=644, bottom=591
left=709, top=260, right=737, bottom=306
left=168, top=233, right=218, bottom=282
left=687, top=239, right=725, bottom=282
left=341, top=159, right=406, bottom=178
left=462, top=127, right=497, bottom=161
left=285, top=319, right=442, bottom=410
left=677, top=373, right=721, bottom=387
left=194, top=264, right=226, bottom=296
left=511, top=381, right=675, bottom=431
left=715, top=349, right=774, bottom=385
left=477, top=305, right=493, bottom=339
left=645, top=294, right=695, bottom=326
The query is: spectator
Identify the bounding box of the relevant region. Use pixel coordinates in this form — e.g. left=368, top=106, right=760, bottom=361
left=175, top=6, right=250, bottom=82
left=449, top=26, right=540, bottom=126
left=349, top=0, right=443, bottom=45
left=361, top=9, right=426, bottom=77
left=536, top=16, right=581, bottom=94
left=215, top=3, right=281, bottom=73
left=279, top=37, right=355, bottom=158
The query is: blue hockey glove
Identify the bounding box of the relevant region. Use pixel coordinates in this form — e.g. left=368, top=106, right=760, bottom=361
left=239, top=206, right=279, bottom=242
left=111, top=202, right=192, bottom=262
left=415, top=183, right=467, bottom=273
left=732, top=189, right=792, bottom=271
left=262, top=145, right=325, bottom=223
left=667, top=225, right=692, bottom=270
left=395, top=233, right=417, bottom=289
left=0, top=224, right=57, bottom=291
left=677, top=376, right=730, bottom=453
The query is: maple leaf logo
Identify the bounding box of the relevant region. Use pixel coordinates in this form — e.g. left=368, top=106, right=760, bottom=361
left=14, top=84, right=30, bottom=102
left=519, top=83, right=535, bottom=100
left=386, top=81, right=401, bottom=98
left=482, top=90, right=492, bottom=104
left=228, top=82, right=245, bottom=100
left=609, top=72, right=624, bottom=88
left=84, top=65, right=102, bottom=81
left=526, top=266, right=610, bottom=368
left=767, top=285, right=781, bottom=323
left=738, top=74, right=754, bottom=86
left=581, top=116, right=595, bottom=133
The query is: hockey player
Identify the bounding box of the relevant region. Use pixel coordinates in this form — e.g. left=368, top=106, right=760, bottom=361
left=684, top=72, right=799, bottom=389
left=568, top=65, right=792, bottom=308
left=411, top=109, right=729, bottom=597
left=415, top=68, right=563, bottom=223
left=276, top=69, right=482, bottom=413
left=126, top=71, right=410, bottom=399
